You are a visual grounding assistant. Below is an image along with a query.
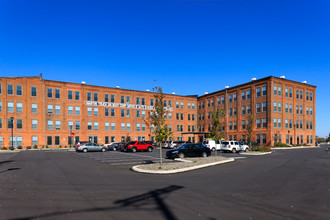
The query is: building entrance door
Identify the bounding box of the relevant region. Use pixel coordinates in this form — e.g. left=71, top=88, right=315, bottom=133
left=89, top=136, right=98, bottom=144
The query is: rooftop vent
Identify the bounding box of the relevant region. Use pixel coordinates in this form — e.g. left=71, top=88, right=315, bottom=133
left=251, top=78, right=256, bottom=81
left=204, top=92, right=208, bottom=95
left=280, top=76, right=285, bottom=79
left=116, top=86, right=120, bottom=88
left=146, top=89, right=150, bottom=92
left=172, top=92, right=175, bottom=95
left=302, top=81, right=307, bottom=84
left=225, top=86, right=229, bottom=89
left=81, top=81, right=85, bottom=84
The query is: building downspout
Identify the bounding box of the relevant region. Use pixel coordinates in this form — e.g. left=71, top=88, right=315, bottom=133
left=271, top=77, right=274, bottom=146
left=42, top=77, right=46, bottom=146
left=225, top=88, right=228, bottom=140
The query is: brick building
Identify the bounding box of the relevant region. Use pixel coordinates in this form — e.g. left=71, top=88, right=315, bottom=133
left=0, top=75, right=316, bottom=148
left=197, top=76, right=316, bottom=146
left=0, top=75, right=197, bottom=148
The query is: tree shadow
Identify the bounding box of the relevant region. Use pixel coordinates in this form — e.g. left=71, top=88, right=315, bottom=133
left=10, top=185, right=183, bottom=220
left=0, top=160, right=13, bottom=165
left=0, top=167, right=20, bottom=174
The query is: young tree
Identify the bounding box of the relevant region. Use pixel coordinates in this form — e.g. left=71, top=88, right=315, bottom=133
left=146, top=86, right=172, bottom=164
left=207, top=107, right=225, bottom=156
left=246, top=114, right=255, bottom=145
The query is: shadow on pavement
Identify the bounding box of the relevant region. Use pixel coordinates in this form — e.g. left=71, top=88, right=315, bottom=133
left=10, top=185, right=183, bottom=220
left=0, top=167, right=20, bottom=174
left=0, top=160, right=14, bottom=165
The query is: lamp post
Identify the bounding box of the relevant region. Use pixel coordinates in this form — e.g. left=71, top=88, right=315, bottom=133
left=10, top=117, right=14, bottom=150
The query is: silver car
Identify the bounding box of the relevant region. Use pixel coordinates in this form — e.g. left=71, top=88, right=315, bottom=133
left=76, top=143, right=106, bottom=153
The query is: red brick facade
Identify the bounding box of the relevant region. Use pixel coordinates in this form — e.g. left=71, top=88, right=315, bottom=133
left=0, top=75, right=316, bottom=148
left=0, top=76, right=197, bottom=148
left=197, top=76, right=316, bottom=146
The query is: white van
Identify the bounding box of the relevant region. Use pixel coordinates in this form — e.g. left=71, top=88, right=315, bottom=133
left=202, top=140, right=222, bottom=151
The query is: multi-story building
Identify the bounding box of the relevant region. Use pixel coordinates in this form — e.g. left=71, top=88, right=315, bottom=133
left=0, top=75, right=316, bottom=148
left=197, top=76, right=316, bottom=146
left=0, top=75, right=197, bottom=148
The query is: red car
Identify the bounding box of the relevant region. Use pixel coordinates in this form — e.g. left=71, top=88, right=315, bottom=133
left=123, top=141, right=153, bottom=152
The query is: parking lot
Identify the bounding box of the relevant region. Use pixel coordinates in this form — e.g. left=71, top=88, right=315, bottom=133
left=74, top=148, right=246, bottom=166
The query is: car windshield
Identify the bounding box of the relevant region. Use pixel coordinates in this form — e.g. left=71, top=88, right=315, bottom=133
left=127, top=141, right=136, bottom=145
left=222, top=141, right=229, bottom=145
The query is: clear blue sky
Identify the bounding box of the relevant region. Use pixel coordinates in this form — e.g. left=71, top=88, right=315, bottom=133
left=0, top=0, right=329, bottom=137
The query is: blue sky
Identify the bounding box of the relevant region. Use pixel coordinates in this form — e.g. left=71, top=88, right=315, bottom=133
left=0, top=0, right=329, bottom=137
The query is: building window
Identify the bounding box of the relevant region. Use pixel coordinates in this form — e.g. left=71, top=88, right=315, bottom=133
left=233, top=93, right=237, bottom=102
left=87, top=92, right=92, bottom=101
left=136, top=123, right=141, bottom=131
left=310, top=107, right=313, bottom=116
left=278, top=102, right=282, bottom=112
left=55, top=120, right=61, bottom=130
left=94, top=122, right=99, bottom=130
left=127, top=123, right=131, bottom=131
left=75, top=121, right=80, bottom=130
left=229, top=121, right=232, bottom=130
left=31, top=87, right=37, bottom=97
left=111, top=122, right=115, bottom=131
left=47, top=120, right=53, bottom=130
left=0, top=118, right=2, bottom=129
left=289, top=119, right=293, bottom=128
left=229, top=94, right=232, bottom=103
left=121, top=109, right=125, bottom=117
left=31, top=103, right=37, bottom=113
left=68, top=90, right=73, bottom=100
left=262, top=102, right=267, bottom=112
left=47, top=88, right=52, bottom=98
left=0, top=101, right=2, bottom=112
left=289, top=88, right=292, bottom=98
left=75, top=91, right=80, bottom=100
left=285, top=88, right=288, bottom=97
left=68, top=106, right=73, bottom=115
left=47, top=136, right=52, bottom=146
left=274, top=118, right=277, bottom=128
left=168, top=112, right=172, bottom=120
left=180, top=101, right=183, bottom=109
left=242, top=120, right=246, bottom=129
left=274, top=86, right=277, bottom=95
left=75, top=106, right=80, bottom=116
left=16, top=102, right=23, bottom=113
left=16, top=85, right=22, bottom=96
left=241, top=91, right=246, bottom=100
left=278, top=118, right=282, bottom=128
left=94, top=107, right=98, bottom=116
left=289, top=104, right=292, bottom=114
left=256, top=103, right=261, bottom=113
left=47, top=104, right=53, bottom=114
left=68, top=121, right=73, bottom=130
left=262, top=118, right=267, bottom=128
left=233, top=121, right=237, bottom=130
left=285, top=103, right=288, bottom=113
left=137, top=110, right=141, bottom=118
left=126, top=96, right=130, bottom=104
left=262, top=86, right=267, bottom=96
left=94, top=93, right=98, bottom=102
left=256, top=87, right=261, bottom=97
left=0, top=84, right=2, bottom=94
left=87, top=107, right=92, bottom=116
left=32, top=136, right=38, bottom=147
left=105, top=108, right=109, bottom=117
left=55, top=105, right=60, bottom=115
left=7, top=102, right=14, bottom=113
left=105, top=122, right=109, bottom=131
left=16, top=119, right=22, bottom=129
left=274, top=102, right=277, bottom=112
left=32, top=119, right=38, bottom=130
left=229, top=108, right=232, bottom=117
left=256, top=119, right=261, bottom=129
left=111, top=108, right=115, bottom=117
left=7, top=84, right=13, bottom=95
left=142, top=123, right=146, bottom=131
left=278, top=86, right=282, bottom=96
left=142, top=98, right=145, bottom=105
left=221, top=96, right=225, bottom=104
left=300, top=91, right=303, bottom=100
left=126, top=109, right=131, bottom=118
left=87, top=121, right=92, bottom=130
left=55, top=136, right=60, bottom=146
left=150, top=98, right=154, bottom=106
left=300, top=106, right=303, bottom=115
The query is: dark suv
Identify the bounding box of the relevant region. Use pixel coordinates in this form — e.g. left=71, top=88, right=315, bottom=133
left=123, top=141, right=153, bottom=153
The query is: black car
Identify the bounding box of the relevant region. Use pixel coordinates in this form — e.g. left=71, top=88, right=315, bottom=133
left=145, top=141, right=157, bottom=148
left=106, top=142, right=121, bottom=151
left=166, top=143, right=211, bottom=159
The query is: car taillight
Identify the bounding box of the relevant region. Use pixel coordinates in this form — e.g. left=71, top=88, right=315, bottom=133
left=207, top=145, right=210, bottom=147
left=228, top=145, right=231, bottom=148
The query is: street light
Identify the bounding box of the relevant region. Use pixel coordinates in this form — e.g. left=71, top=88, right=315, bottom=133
left=10, top=117, right=14, bottom=150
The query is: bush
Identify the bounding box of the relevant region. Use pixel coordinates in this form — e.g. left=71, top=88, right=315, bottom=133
left=251, top=146, right=271, bottom=152
left=274, top=142, right=290, bottom=147
left=17, top=146, right=22, bottom=149
left=26, top=146, right=31, bottom=149
left=46, top=145, right=49, bottom=148
left=1, top=147, right=8, bottom=150
left=33, top=145, right=38, bottom=149
left=8, top=146, right=14, bottom=150
left=59, top=145, right=62, bottom=148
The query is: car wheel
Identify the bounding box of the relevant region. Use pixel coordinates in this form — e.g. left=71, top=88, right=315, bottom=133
left=179, top=153, right=185, bottom=159
left=232, top=148, right=237, bottom=154
left=245, top=147, right=249, bottom=152
left=147, top=147, right=153, bottom=152
left=83, top=148, right=88, bottom=153
left=132, top=147, right=137, bottom=153
left=212, top=147, right=216, bottom=152
left=101, top=148, right=106, bottom=152
left=202, top=152, right=207, bottom=157
left=113, top=147, right=117, bottom=151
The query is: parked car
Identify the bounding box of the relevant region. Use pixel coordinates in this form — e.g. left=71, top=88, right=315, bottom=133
left=202, top=140, right=222, bottom=151
left=166, top=143, right=211, bottom=159
left=122, top=141, right=153, bottom=152
left=145, top=141, right=157, bottom=148
left=76, top=142, right=107, bottom=153
left=238, top=141, right=249, bottom=152
left=105, top=142, right=121, bottom=151
left=74, top=141, right=91, bottom=149
left=221, top=141, right=240, bottom=153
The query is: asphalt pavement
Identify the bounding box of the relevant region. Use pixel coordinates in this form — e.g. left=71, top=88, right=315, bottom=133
left=0, top=145, right=329, bottom=220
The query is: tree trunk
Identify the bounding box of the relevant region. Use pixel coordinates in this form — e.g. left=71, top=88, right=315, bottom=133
left=159, top=142, right=162, bottom=165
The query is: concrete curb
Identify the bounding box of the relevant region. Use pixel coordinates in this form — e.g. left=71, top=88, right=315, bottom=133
left=132, top=158, right=235, bottom=174
left=271, top=146, right=319, bottom=150
left=240, top=151, right=272, bottom=155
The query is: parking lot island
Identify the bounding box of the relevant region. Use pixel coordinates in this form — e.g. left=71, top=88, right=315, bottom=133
left=132, top=156, right=235, bottom=174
